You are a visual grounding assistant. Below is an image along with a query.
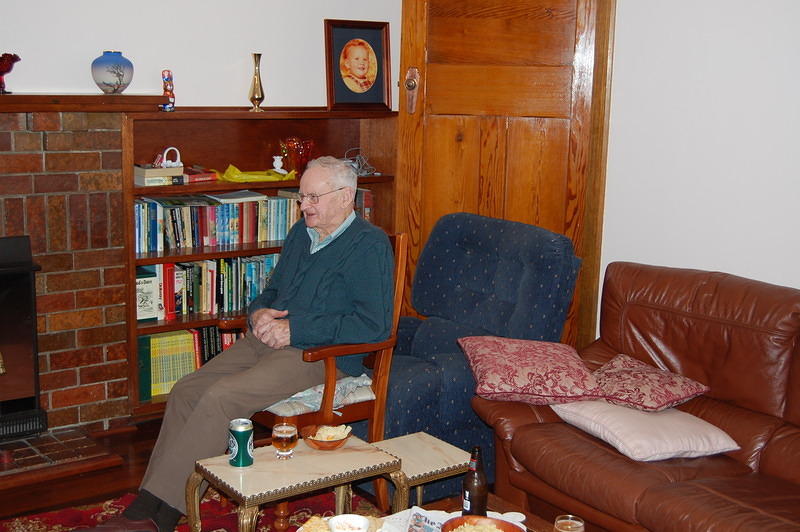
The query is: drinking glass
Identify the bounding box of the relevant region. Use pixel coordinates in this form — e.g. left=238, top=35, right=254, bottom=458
left=271, top=422, right=298, bottom=460
left=554, top=515, right=584, bottom=532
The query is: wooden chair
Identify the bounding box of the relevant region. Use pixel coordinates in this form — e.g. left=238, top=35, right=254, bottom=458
left=251, top=232, right=408, bottom=510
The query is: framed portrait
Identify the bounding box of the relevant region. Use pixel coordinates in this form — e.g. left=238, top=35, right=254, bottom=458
left=324, top=19, right=391, bottom=111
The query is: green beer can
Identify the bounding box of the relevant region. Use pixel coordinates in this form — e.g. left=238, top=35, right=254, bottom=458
left=228, top=418, right=254, bottom=467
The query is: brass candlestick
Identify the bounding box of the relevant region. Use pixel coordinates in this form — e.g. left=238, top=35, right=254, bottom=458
left=249, top=53, right=265, bottom=112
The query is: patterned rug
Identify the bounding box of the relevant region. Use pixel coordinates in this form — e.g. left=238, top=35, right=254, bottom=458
left=0, top=488, right=382, bottom=532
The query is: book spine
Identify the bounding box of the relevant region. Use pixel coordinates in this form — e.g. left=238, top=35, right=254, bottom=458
left=155, top=263, right=165, bottom=321
left=137, top=335, right=152, bottom=402
left=208, top=205, right=217, bottom=247
left=163, top=262, right=176, bottom=321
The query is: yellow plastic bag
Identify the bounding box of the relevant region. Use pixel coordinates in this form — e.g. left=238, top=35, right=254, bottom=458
left=218, top=164, right=296, bottom=183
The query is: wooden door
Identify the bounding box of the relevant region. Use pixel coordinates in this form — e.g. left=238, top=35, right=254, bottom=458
left=395, top=0, right=615, bottom=347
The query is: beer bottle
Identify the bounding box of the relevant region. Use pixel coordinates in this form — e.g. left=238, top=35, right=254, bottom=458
left=462, top=446, right=488, bottom=516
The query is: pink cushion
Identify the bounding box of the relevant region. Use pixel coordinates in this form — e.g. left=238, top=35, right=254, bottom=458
left=595, top=354, right=709, bottom=411
left=458, top=336, right=602, bottom=404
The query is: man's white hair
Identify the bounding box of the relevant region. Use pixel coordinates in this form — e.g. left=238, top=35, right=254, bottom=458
left=305, top=156, right=357, bottom=191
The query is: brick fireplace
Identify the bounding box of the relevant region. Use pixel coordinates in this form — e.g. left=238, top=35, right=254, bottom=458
left=0, top=111, right=129, bottom=432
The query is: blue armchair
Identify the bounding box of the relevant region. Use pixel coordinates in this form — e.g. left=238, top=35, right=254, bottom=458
left=352, top=212, right=580, bottom=501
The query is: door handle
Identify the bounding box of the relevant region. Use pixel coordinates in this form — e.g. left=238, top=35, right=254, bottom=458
left=404, top=67, right=420, bottom=114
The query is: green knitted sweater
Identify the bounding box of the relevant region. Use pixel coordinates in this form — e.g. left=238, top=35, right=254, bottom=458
left=247, top=216, right=393, bottom=349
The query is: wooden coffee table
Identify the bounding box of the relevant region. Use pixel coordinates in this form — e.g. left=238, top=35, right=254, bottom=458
left=424, top=493, right=553, bottom=532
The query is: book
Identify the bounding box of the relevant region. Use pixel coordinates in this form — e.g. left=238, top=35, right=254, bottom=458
left=134, top=164, right=184, bottom=187
left=174, top=264, right=187, bottom=315
left=355, top=188, right=374, bottom=221
left=137, top=335, right=152, bottom=402
left=189, top=328, right=202, bottom=370
left=163, top=262, right=176, bottom=320
left=204, top=190, right=268, bottom=204
left=134, top=164, right=185, bottom=178
left=150, top=330, right=196, bottom=396
left=135, top=266, right=159, bottom=321
left=183, top=165, right=218, bottom=183
left=155, top=263, right=165, bottom=320
left=277, top=188, right=300, bottom=200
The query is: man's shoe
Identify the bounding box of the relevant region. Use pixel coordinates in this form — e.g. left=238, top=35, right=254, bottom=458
left=85, top=515, right=158, bottom=532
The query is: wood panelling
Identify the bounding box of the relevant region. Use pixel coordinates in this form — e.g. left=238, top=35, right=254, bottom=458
left=428, top=0, right=577, bottom=66
left=395, top=0, right=430, bottom=315
left=504, top=117, right=570, bottom=231
left=477, top=116, right=507, bottom=218
left=421, top=116, right=482, bottom=240
left=426, top=64, right=573, bottom=117
left=396, top=0, right=615, bottom=347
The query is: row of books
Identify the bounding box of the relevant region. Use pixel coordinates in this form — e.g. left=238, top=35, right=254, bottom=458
left=135, top=254, right=280, bottom=321
left=133, top=190, right=301, bottom=254
left=137, top=326, right=243, bottom=400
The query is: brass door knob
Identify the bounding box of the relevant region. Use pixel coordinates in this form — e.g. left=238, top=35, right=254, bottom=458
left=404, top=67, right=421, bottom=114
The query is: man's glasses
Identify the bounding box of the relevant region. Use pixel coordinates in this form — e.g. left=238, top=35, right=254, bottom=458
left=297, top=187, right=345, bottom=204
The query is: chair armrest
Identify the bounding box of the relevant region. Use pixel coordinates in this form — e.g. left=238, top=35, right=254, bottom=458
left=302, top=336, right=396, bottom=362
left=303, top=336, right=397, bottom=424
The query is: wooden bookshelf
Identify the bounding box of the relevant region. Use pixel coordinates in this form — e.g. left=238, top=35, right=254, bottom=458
left=0, top=93, right=169, bottom=112
left=123, top=108, right=397, bottom=418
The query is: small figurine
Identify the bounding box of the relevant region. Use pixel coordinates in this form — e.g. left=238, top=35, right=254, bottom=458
left=159, top=69, right=175, bottom=111
left=0, top=53, right=21, bottom=95
left=272, top=155, right=288, bottom=175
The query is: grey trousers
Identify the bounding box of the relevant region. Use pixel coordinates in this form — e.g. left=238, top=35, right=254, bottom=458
left=139, top=333, right=327, bottom=513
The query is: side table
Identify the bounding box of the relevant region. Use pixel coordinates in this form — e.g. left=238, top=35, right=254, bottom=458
left=372, top=432, right=471, bottom=511
left=185, top=436, right=407, bottom=532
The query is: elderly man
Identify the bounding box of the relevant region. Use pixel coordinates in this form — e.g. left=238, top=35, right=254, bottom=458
left=93, top=156, right=394, bottom=532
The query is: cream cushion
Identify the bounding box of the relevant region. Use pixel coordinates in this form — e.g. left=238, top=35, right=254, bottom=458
left=265, top=373, right=375, bottom=417
left=551, top=400, right=740, bottom=461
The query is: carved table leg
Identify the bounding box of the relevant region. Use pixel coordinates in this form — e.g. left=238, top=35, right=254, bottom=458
left=388, top=470, right=410, bottom=514
left=184, top=471, right=204, bottom=532
left=335, top=484, right=353, bottom=514
left=238, top=505, right=260, bottom=532
left=274, top=501, right=290, bottom=532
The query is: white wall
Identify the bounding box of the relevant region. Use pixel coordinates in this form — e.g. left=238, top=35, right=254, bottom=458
left=5, top=1, right=401, bottom=109
left=603, top=0, right=800, bottom=290
left=9, top=1, right=797, bottom=292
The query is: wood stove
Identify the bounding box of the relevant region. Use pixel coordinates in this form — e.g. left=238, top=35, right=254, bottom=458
left=0, top=236, right=47, bottom=440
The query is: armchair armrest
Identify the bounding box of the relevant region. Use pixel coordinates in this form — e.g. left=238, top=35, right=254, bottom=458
left=302, top=337, right=396, bottom=362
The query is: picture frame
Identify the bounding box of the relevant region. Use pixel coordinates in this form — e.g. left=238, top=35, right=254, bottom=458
left=324, top=19, right=391, bottom=111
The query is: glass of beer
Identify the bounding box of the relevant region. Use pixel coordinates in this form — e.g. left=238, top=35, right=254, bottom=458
left=554, top=515, right=584, bottom=532
left=271, top=422, right=298, bottom=460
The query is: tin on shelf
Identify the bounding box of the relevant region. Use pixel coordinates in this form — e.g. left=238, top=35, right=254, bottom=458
left=228, top=418, right=254, bottom=467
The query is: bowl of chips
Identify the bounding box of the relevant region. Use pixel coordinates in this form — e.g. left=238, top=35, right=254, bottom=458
left=441, top=516, right=522, bottom=532
left=300, top=424, right=352, bottom=450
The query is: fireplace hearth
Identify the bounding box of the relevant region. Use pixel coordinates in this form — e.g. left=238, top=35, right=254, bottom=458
left=0, top=236, right=47, bottom=440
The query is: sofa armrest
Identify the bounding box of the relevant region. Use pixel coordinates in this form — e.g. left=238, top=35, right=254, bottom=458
left=578, top=338, right=618, bottom=370
left=472, top=396, right=561, bottom=473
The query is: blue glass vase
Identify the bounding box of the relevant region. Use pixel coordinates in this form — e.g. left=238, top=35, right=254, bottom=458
left=91, top=51, right=133, bottom=94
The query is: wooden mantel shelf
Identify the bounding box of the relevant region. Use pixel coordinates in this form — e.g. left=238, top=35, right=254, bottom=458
left=0, top=94, right=169, bottom=113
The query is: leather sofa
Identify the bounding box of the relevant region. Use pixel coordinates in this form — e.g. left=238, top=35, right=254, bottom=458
left=474, top=261, right=800, bottom=531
